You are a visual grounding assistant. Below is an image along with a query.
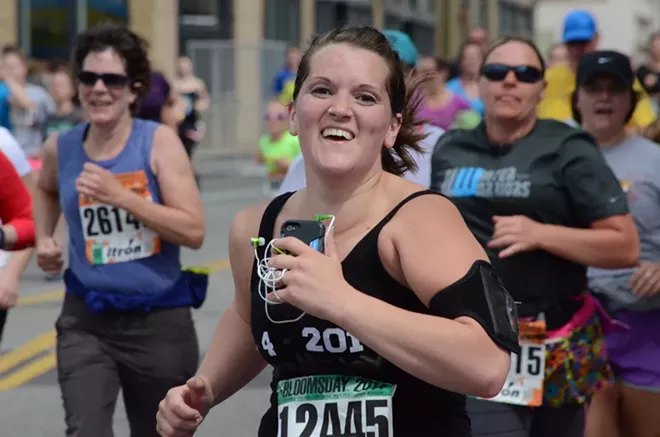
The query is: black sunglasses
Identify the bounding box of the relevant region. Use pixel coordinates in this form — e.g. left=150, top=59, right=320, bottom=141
left=77, top=71, right=131, bottom=88
left=481, top=64, right=544, bottom=83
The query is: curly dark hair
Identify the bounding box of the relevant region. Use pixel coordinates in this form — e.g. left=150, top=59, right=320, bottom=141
left=71, top=21, right=151, bottom=115
left=293, top=26, right=429, bottom=176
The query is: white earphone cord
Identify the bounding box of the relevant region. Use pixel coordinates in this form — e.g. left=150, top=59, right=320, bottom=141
left=254, top=215, right=335, bottom=324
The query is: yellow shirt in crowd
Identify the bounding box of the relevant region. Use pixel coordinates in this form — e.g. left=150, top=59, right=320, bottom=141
left=537, top=63, right=657, bottom=129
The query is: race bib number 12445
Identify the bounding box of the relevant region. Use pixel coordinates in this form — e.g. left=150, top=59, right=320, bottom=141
left=277, top=375, right=396, bottom=437
left=78, top=170, right=161, bottom=265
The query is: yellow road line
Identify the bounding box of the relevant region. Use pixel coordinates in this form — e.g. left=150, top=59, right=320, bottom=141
left=0, top=258, right=231, bottom=391
left=16, top=258, right=231, bottom=307
left=0, top=352, right=57, bottom=392
left=17, top=289, right=65, bottom=306
left=204, top=258, right=230, bottom=272
left=0, top=331, right=56, bottom=375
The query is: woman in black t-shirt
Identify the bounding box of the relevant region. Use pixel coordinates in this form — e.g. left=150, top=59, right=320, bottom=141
left=431, top=37, right=640, bottom=437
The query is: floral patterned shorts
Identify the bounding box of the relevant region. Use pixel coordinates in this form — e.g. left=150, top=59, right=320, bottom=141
left=542, top=311, right=614, bottom=406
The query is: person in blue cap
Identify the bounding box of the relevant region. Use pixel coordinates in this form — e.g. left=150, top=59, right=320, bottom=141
left=538, top=9, right=656, bottom=129
left=277, top=27, right=446, bottom=193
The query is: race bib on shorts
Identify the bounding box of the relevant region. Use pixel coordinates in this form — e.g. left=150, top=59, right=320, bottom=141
left=277, top=375, right=396, bottom=437
left=79, top=170, right=160, bottom=265
left=480, top=318, right=546, bottom=407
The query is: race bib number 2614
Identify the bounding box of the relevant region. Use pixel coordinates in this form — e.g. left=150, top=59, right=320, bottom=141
left=277, top=375, right=396, bottom=437
left=78, top=170, right=161, bottom=265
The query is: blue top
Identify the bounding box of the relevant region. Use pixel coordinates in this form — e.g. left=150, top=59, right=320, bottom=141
left=57, top=119, right=181, bottom=297
left=0, top=82, right=12, bottom=129
left=272, top=68, right=296, bottom=95
left=446, top=78, right=485, bottom=116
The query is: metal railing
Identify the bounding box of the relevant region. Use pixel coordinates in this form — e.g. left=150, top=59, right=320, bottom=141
left=186, top=39, right=289, bottom=156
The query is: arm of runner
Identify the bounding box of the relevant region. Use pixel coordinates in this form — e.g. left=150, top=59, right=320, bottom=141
left=5, top=171, right=38, bottom=273
left=335, top=195, right=511, bottom=399
left=195, top=205, right=269, bottom=406
left=0, top=152, right=35, bottom=250
left=194, top=80, right=210, bottom=112
left=0, top=127, right=31, bottom=177
left=2, top=73, right=34, bottom=110
left=536, top=135, right=639, bottom=268
left=34, top=134, right=62, bottom=239
left=115, top=125, right=205, bottom=249
left=162, top=89, right=185, bottom=130
left=157, top=206, right=269, bottom=436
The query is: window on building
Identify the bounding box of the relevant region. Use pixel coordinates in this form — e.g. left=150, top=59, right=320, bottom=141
left=179, top=0, right=221, bottom=28
left=29, top=0, right=77, bottom=60
left=518, top=8, right=533, bottom=38
left=479, top=0, right=488, bottom=28
left=404, top=21, right=434, bottom=56
left=499, top=2, right=513, bottom=36
left=428, top=0, right=436, bottom=15
left=347, top=5, right=372, bottom=26
left=180, top=0, right=216, bottom=16
left=386, top=13, right=403, bottom=30
left=87, top=0, right=128, bottom=28
left=316, top=1, right=336, bottom=33
left=265, top=0, right=300, bottom=46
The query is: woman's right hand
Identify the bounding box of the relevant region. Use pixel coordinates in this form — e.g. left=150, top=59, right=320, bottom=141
left=156, top=376, right=215, bottom=437
left=36, top=237, right=62, bottom=274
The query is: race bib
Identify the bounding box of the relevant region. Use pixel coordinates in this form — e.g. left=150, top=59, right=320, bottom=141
left=481, top=318, right=547, bottom=407
left=79, top=170, right=160, bottom=265
left=277, top=375, right=396, bottom=437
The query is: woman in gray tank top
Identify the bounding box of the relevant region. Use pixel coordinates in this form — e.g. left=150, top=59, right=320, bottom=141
left=572, top=50, right=660, bottom=437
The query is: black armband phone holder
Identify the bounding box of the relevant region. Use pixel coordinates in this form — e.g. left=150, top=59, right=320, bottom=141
left=428, top=260, right=520, bottom=354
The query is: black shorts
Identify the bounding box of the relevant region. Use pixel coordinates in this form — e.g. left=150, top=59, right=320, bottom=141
left=467, top=397, right=585, bottom=437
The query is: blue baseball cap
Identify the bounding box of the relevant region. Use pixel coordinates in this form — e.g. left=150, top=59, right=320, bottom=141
left=382, top=29, right=418, bottom=67
left=562, top=10, right=597, bottom=43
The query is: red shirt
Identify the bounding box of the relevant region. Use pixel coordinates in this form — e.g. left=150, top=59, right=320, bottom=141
left=0, top=151, right=34, bottom=249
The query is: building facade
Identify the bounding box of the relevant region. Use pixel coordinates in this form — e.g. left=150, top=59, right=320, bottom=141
left=0, top=0, right=535, bottom=155
left=0, top=0, right=178, bottom=79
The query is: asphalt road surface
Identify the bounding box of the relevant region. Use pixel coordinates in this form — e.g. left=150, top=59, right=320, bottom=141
left=0, top=158, right=276, bottom=436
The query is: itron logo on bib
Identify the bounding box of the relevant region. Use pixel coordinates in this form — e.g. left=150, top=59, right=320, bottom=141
left=78, top=170, right=160, bottom=265
left=277, top=375, right=395, bottom=437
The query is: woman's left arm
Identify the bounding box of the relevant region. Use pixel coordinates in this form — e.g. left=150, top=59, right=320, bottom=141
left=77, top=126, right=204, bottom=248
left=67, top=124, right=207, bottom=249
left=540, top=135, right=639, bottom=268
left=336, top=196, right=511, bottom=398
left=118, top=126, right=204, bottom=248
left=272, top=195, right=513, bottom=398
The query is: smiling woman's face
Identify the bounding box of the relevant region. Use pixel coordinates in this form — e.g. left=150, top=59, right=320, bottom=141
left=289, top=43, right=401, bottom=178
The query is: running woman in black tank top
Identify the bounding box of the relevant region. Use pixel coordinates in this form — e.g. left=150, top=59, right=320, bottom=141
left=157, top=26, right=519, bottom=437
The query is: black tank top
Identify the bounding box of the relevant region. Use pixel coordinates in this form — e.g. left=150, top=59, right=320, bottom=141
left=251, top=190, right=471, bottom=437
